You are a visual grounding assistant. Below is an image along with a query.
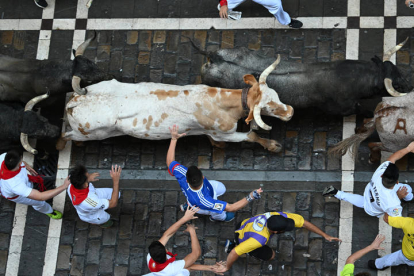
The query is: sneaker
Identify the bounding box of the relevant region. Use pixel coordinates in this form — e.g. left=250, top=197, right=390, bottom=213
left=179, top=202, right=189, bottom=212
left=322, top=186, right=338, bottom=197
left=46, top=210, right=62, bottom=220
left=288, top=19, right=303, bottom=29
left=368, top=260, right=389, bottom=271
left=224, top=239, right=236, bottom=253
left=210, top=212, right=235, bottom=222
left=100, top=219, right=114, bottom=228
left=34, top=0, right=48, bottom=8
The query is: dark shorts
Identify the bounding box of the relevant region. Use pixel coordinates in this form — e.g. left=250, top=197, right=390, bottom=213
left=234, top=221, right=274, bottom=261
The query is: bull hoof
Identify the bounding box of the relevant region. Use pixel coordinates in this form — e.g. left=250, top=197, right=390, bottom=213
left=266, top=140, right=282, bottom=153
left=74, top=141, right=85, bottom=147
left=56, top=136, right=67, bottom=151
left=212, top=141, right=226, bottom=149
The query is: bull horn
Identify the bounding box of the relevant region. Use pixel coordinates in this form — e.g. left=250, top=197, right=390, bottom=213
left=259, top=54, right=281, bottom=84
left=72, top=76, right=86, bottom=95
left=25, top=90, right=50, bottom=111
left=20, top=133, right=37, bottom=155
left=384, top=78, right=407, bottom=97
left=383, top=37, right=408, bottom=61
left=253, top=105, right=272, bottom=130
left=75, top=31, right=96, bottom=56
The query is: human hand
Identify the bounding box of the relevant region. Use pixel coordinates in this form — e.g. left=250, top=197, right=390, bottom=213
left=183, top=223, right=198, bottom=234
left=212, top=261, right=228, bottom=274
left=169, top=124, right=186, bottom=140
left=63, top=176, right=70, bottom=188
left=250, top=188, right=263, bottom=200
left=219, top=5, right=228, bottom=19
left=88, top=172, right=100, bottom=182
left=406, top=0, right=411, bottom=7
left=24, top=161, right=38, bottom=176
left=397, top=186, right=408, bottom=199
left=325, top=235, right=342, bottom=243
left=110, top=165, right=122, bottom=183
left=183, top=206, right=199, bottom=221
left=369, top=234, right=385, bottom=250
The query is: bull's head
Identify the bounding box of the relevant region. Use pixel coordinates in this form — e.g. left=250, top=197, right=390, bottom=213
left=20, top=91, right=60, bottom=155
left=382, top=38, right=413, bottom=97
left=244, top=55, right=294, bottom=130
left=71, top=32, right=114, bottom=95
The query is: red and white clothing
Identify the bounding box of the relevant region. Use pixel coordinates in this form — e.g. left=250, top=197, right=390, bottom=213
left=67, top=183, right=118, bottom=224
left=144, top=253, right=189, bottom=276
left=219, top=0, right=291, bottom=25
left=0, top=153, right=53, bottom=214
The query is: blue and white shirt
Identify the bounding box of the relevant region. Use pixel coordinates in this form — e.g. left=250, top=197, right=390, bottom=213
left=168, top=161, right=227, bottom=213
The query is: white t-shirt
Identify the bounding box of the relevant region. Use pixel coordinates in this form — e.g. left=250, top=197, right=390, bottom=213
left=363, top=161, right=402, bottom=217
left=0, top=153, right=33, bottom=199
left=67, top=183, right=110, bottom=223
left=143, top=253, right=189, bottom=276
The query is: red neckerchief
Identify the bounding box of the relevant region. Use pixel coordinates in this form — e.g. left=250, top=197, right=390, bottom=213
left=0, top=161, right=22, bottom=180
left=0, top=161, right=46, bottom=192
left=70, top=184, right=89, bottom=205
left=148, top=252, right=177, bottom=272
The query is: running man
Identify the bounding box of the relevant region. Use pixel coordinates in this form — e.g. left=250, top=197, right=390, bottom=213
left=68, top=164, right=121, bottom=228
left=215, top=211, right=341, bottom=273
left=323, top=142, right=414, bottom=218
left=0, top=150, right=67, bottom=219
left=167, top=124, right=263, bottom=222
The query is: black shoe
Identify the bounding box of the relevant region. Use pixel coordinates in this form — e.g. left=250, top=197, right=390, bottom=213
left=322, top=186, right=338, bottom=197
left=224, top=239, right=236, bottom=254
left=288, top=19, right=303, bottom=29
left=34, top=0, right=48, bottom=8
left=368, top=260, right=389, bottom=271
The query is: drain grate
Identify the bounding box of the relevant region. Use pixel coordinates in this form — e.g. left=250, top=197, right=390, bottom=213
left=34, top=153, right=58, bottom=189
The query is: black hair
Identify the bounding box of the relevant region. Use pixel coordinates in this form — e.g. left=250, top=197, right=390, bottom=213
left=382, top=163, right=399, bottom=188
left=267, top=215, right=295, bottom=232
left=148, top=241, right=167, bottom=263
left=69, top=164, right=88, bottom=189
left=186, top=166, right=203, bottom=188
left=5, top=150, right=23, bottom=170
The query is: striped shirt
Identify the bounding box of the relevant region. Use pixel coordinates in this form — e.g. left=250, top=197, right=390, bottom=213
left=168, top=161, right=227, bottom=213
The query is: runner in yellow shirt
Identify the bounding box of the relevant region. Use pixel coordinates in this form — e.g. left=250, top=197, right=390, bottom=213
left=340, top=234, right=385, bottom=276
left=368, top=214, right=414, bottom=270
left=214, top=211, right=341, bottom=274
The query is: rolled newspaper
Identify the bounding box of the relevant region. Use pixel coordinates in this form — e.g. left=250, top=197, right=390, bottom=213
left=86, top=0, right=93, bottom=8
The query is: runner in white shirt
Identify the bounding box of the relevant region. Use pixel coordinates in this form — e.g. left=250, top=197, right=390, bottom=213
left=322, top=142, right=414, bottom=217
left=68, top=164, right=121, bottom=228
left=0, top=150, right=69, bottom=219
left=144, top=206, right=225, bottom=276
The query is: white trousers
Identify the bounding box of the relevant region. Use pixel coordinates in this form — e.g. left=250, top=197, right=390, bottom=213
left=375, top=249, right=414, bottom=269
left=335, top=183, right=413, bottom=210
left=227, top=0, right=291, bottom=25
left=188, top=180, right=228, bottom=221
left=10, top=196, right=53, bottom=214
left=79, top=188, right=119, bottom=225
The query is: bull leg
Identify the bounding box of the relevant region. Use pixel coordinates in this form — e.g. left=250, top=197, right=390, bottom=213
left=56, top=133, right=68, bottom=151
left=207, top=136, right=226, bottom=148
left=355, top=118, right=374, bottom=134
left=246, top=132, right=282, bottom=153
left=368, top=142, right=386, bottom=164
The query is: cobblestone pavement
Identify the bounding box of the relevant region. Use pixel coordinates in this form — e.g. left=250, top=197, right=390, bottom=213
left=55, top=182, right=341, bottom=276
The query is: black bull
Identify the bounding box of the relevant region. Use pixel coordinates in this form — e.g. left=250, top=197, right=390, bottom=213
left=200, top=41, right=412, bottom=116
left=0, top=102, right=59, bottom=154
left=0, top=32, right=113, bottom=105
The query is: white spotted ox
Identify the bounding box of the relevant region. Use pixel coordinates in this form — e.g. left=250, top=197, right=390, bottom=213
left=330, top=92, right=414, bottom=163
left=54, top=56, right=293, bottom=153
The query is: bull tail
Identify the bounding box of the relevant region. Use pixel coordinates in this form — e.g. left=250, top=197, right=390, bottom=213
left=329, top=118, right=376, bottom=158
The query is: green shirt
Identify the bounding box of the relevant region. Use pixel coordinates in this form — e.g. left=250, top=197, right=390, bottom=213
left=340, top=264, right=354, bottom=276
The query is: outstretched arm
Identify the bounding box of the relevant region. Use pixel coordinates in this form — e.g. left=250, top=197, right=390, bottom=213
left=406, top=0, right=411, bottom=7
left=28, top=176, right=70, bottom=201
left=346, top=234, right=385, bottom=264
left=159, top=206, right=199, bottom=245
left=388, top=141, right=414, bottom=163
left=302, top=220, right=342, bottom=242
left=183, top=224, right=202, bottom=269
left=166, top=124, right=186, bottom=167
left=225, top=188, right=263, bottom=212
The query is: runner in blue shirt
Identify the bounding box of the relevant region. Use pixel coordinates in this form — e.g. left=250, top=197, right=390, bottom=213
left=167, top=125, right=263, bottom=222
